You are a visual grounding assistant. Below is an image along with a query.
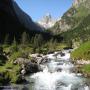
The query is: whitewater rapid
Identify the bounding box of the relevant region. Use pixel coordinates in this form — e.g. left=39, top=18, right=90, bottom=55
left=30, top=50, right=90, bottom=90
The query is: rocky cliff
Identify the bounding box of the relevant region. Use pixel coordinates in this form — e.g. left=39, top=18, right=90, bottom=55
left=50, top=0, right=90, bottom=35
left=73, top=0, right=87, bottom=7
left=59, top=0, right=90, bottom=43
left=37, top=13, right=56, bottom=29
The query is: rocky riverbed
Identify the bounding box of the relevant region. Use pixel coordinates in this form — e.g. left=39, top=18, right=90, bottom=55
left=29, top=49, right=90, bottom=90
left=0, top=49, right=90, bottom=90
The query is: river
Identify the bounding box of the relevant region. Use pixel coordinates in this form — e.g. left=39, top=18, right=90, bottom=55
left=1, top=50, right=90, bottom=90
left=30, top=50, right=90, bottom=90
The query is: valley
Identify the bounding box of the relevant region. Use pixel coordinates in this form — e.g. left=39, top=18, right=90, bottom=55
left=0, top=0, right=90, bottom=90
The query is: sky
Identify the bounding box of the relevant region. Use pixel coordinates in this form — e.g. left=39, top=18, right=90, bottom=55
left=15, top=0, right=73, bottom=21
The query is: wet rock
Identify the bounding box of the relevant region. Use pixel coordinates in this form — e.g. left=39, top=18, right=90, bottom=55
left=30, top=57, right=38, bottom=63
left=25, top=62, right=39, bottom=74
left=14, top=58, right=30, bottom=65
left=40, top=57, right=50, bottom=64
left=29, top=53, right=51, bottom=64
left=83, top=73, right=90, bottom=78
left=31, top=57, right=43, bottom=64
left=29, top=53, right=39, bottom=58
left=76, top=60, right=90, bottom=65
left=14, top=58, right=40, bottom=74
left=21, top=69, right=26, bottom=75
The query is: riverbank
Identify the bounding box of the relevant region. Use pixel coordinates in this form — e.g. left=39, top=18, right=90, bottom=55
left=71, top=41, right=90, bottom=78
left=73, top=60, right=90, bottom=78
left=0, top=48, right=90, bottom=89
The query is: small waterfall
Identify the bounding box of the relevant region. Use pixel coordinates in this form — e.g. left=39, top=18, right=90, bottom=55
left=84, top=86, right=89, bottom=90
left=30, top=50, right=90, bottom=90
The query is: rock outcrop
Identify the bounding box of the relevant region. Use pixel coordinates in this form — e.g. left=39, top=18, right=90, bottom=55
left=73, top=0, right=87, bottom=7
left=37, top=13, right=56, bottom=29
left=50, top=0, right=90, bottom=35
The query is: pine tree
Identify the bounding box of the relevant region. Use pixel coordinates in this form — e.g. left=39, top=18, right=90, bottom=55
left=4, top=34, right=9, bottom=45
left=33, top=34, right=43, bottom=52
left=12, top=37, right=18, bottom=52
left=47, top=38, right=57, bottom=52
left=21, top=32, right=30, bottom=45
left=0, top=46, right=3, bottom=55
left=12, top=37, right=17, bottom=45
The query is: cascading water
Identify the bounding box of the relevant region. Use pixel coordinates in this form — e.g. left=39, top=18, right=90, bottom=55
left=30, top=50, right=90, bottom=90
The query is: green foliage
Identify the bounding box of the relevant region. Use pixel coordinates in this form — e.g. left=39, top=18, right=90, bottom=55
left=9, top=51, right=22, bottom=62
left=4, top=34, right=9, bottom=45
left=81, top=64, right=90, bottom=73
left=71, top=41, right=90, bottom=60
left=61, top=14, right=90, bottom=44
left=21, top=32, right=30, bottom=45
left=0, top=55, right=7, bottom=65
left=50, top=0, right=90, bottom=41
left=0, top=62, right=21, bottom=84
left=45, top=39, right=57, bottom=53
left=12, top=37, right=17, bottom=45
left=0, top=46, right=3, bottom=55
left=10, top=45, right=18, bottom=53
left=56, top=43, right=68, bottom=50
left=8, top=65, right=21, bottom=83
left=32, top=34, right=44, bottom=52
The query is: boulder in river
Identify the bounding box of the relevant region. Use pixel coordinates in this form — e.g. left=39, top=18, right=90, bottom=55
left=14, top=58, right=40, bottom=74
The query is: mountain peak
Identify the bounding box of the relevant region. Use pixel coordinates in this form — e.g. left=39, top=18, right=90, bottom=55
left=37, top=13, right=56, bottom=29
left=42, top=13, right=52, bottom=23
left=73, top=0, right=86, bottom=7
left=44, top=13, right=51, bottom=18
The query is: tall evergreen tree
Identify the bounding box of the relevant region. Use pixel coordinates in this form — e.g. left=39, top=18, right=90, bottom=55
left=47, top=38, right=57, bottom=52
left=11, top=37, right=18, bottom=52
left=12, top=37, right=17, bottom=45
left=4, top=34, right=9, bottom=45
left=33, top=34, right=43, bottom=52
left=21, top=32, right=30, bottom=45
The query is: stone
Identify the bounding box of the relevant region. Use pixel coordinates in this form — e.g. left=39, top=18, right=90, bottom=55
left=21, top=69, right=26, bottom=75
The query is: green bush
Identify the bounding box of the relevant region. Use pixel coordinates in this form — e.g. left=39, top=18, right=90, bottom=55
left=0, top=63, right=21, bottom=84
left=9, top=51, right=22, bottom=62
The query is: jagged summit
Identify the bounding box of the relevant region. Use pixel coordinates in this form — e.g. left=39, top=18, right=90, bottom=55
left=73, top=0, right=86, bottom=7
left=37, top=13, right=56, bottom=29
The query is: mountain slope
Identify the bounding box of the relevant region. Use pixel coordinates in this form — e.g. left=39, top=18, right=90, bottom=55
left=0, top=0, right=44, bottom=44
left=49, top=0, right=90, bottom=47
left=12, top=1, right=44, bottom=32
left=51, top=0, right=90, bottom=35
left=61, top=14, right=90, bottom=43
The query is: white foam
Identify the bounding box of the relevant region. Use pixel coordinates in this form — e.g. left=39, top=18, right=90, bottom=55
left=84, top=86, right=89, bottom=90
left=30, top=50, right=88, bottom=90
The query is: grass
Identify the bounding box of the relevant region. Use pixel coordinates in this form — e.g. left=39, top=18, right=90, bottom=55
left=81, top=64, right=90, bottom=73
left=56, top=43, right=68, bottom=50
left=9, top=51, right=23, bottom=62
left=0, top=45, right=34, bottom=84
left=0, top=62, right=21, bottom=84
left=71, top=41, right=90, bottom=60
